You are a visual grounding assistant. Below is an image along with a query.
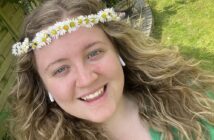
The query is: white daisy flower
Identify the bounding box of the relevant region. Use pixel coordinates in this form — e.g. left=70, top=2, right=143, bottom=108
left=88, top=14, right=98, bottom=26
left=82, top=16, right=93, bottom=28
left=54, top=22, right=66, bottom=37
left=77, top=16, right=85, bottom=26
left=98, top=10, right=108, bottom=23
left=17, top=44, right=23, bottom=55
left=34, top=30, right=50, bottom=48
left=105, top=8, right=119, bottom=21
left=12, top=42, right=21, bottom=55
left=48, top=25, right=59, bottom=39
left=68, top=19, right=78, bottom=32
left=104, top=8, right=113, bottom=21
left=61, top=19, right=71, bottom=33
left=22, top=38, right=30, bottom=53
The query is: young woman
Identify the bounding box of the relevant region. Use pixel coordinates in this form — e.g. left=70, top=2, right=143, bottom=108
left=9, top=0, right=214, bottom=140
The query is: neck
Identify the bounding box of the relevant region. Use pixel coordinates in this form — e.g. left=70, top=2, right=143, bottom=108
left=103, top=95, right=151, bottom=140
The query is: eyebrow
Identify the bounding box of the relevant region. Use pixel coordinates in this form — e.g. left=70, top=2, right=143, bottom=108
left=84, top=41, right=103, bottom=50
left=44, top=41, right=104, bottom=72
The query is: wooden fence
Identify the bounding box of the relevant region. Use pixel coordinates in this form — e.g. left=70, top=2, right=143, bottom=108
left=0, top=0, right=42, bottom=109
left=0, top=2, right=25, bottom=138
left=0, top=2, right=24, bottom=111
left=0, top=1, right=42, bottom=138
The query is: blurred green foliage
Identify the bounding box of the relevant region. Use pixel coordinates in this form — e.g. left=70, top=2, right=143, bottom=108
left=101, top=0, right=120, bottom=7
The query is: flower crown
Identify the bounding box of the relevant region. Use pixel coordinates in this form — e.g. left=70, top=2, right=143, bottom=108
left=12, top=8, right=121, bottom=56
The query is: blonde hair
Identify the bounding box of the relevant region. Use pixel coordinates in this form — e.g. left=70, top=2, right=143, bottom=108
left=9, top=0, right=214, bottom=140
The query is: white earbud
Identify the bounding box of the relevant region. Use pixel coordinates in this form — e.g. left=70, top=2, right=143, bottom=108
left=48, top=92, right=54, bottom=102
left=119, top=56, right=126, bottom=66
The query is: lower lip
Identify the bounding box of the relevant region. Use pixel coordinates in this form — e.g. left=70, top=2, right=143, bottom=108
left=84, top=85, right=107, bottom=104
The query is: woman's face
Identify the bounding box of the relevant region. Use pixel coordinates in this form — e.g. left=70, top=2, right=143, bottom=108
left=34, top=26, right=125, bottom=123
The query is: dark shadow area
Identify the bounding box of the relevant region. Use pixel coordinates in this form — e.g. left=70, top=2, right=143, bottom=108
left=0, top=110, right=11, bottom=140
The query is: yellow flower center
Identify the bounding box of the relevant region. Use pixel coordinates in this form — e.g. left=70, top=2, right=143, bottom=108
left=51, top=30, right=57, bottom=35
left=70, top=22, right=76, bottom=28
left=91, top=18, right=96, bottom=23
left=63, top=25, right=69, bottom=31
left=78, top=19, right=83, bottom=25
left=101, top=13, right=107, bottom=19
left=84, top=18, right=90, bottom=24
left=42, top=34, right=48, bottom=42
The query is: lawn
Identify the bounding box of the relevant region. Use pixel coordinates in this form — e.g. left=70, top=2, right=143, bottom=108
left=148, top=0, right=214, bottom=71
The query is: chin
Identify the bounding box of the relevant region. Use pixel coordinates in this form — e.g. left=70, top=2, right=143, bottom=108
left=87, top=105, right=117, bottom=124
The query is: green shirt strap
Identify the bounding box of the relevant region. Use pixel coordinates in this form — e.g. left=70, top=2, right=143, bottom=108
left=149, top=128, right=161, bottom=140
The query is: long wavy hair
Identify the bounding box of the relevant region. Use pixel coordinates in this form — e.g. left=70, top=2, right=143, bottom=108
left=9, top=0, right=214, bottom=140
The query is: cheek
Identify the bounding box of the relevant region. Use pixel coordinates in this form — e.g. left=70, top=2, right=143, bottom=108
left=95, top=55, right=123, bottom=80
left=44, top=77, right=76, bottom=101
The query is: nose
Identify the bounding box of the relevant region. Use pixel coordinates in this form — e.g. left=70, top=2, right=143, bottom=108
left=75, top=64, right=98, bottom=88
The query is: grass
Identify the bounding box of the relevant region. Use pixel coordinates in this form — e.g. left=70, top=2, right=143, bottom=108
left=148, top=0, right=214, bottom=71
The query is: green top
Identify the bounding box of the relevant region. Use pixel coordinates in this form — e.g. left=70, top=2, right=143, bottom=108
left=149, top=122, right=214, bottom=140
left=149, top=91, right=214, bottom=140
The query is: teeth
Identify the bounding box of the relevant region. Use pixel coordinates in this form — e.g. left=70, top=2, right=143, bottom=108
left=81, top=88, right=104, bottom=101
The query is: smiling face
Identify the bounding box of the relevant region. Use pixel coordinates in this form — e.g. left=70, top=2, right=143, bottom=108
left=34, top=26, right=125, bottom=123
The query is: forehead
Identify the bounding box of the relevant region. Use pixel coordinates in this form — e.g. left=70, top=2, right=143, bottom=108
left=33, top=26, right=113, bottom=69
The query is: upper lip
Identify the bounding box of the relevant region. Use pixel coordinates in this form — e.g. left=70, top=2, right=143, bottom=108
left=77, top=85, right=105, bottom=99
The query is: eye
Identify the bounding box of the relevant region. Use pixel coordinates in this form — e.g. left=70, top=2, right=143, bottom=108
left=53, top=65, right=70, bottom=76
left=87, top=49, right=103, bottom=60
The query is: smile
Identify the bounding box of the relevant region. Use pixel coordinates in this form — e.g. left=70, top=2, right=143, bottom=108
left=79, top=86, right=106, bottom=102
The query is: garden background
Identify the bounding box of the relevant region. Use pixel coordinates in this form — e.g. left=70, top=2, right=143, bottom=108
left=0, top=0, right=213, bottom=139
